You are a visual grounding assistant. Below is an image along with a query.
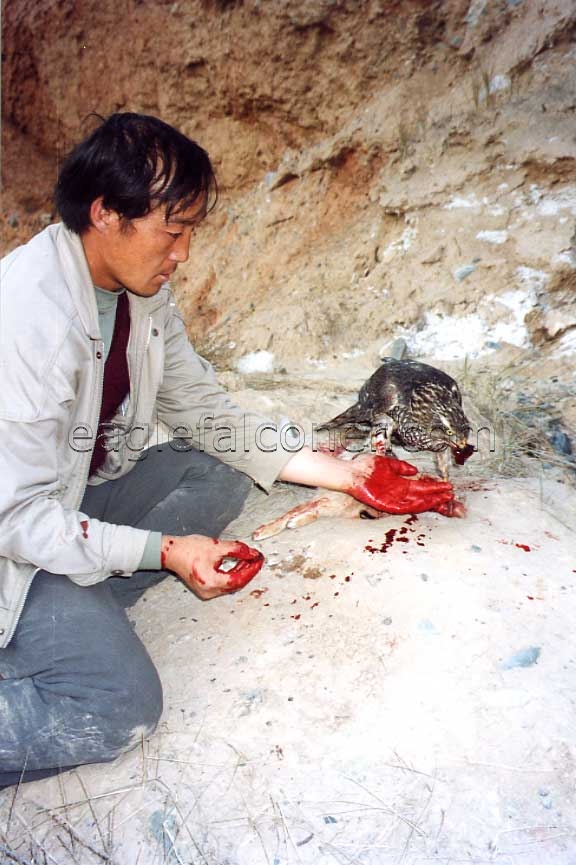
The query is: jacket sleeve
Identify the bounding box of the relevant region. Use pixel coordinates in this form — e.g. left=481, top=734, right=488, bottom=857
left=155, top=300, right=295, bottom=491
left=0, top=408, right=150, bottom=586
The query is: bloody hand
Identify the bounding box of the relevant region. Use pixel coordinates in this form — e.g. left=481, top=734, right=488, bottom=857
left=162, top=535, right=264, bottom=600
left=346, top=455, right=456, bottom=515
left=216, top=541, right=265, bottom=591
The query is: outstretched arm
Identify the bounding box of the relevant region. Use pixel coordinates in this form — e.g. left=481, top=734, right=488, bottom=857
left=278, top=446, right=455, bottom=515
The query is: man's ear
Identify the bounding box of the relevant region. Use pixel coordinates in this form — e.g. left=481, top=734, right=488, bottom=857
left=89, top=197, right=119, bottom=233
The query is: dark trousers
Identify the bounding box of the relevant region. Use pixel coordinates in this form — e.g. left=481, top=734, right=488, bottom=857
left=0, top=447, right=252, bottom=787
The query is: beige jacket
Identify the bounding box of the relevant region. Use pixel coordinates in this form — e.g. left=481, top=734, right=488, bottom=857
left=0, top=225, right=292, bottom=647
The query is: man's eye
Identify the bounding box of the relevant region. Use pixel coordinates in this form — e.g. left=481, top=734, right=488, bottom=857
left=168, top=232, right=182, bottom=239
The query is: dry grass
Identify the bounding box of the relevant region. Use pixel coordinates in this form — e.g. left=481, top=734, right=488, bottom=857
left=459, top=359, right=575, bottom=483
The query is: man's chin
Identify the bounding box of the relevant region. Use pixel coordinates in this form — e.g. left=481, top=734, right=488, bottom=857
left=126, top=281, right=165, bottom=297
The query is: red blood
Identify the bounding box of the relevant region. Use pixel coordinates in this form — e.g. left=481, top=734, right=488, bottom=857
left=190, top=568, right=206, bottom=585
left=334, top=591, right=340, bottom=596
left=365, top=527, right=397, bottom=554
left=218, top=541, right=265, bottom=591
left=345, top=575, right=351, bottom=582
left=515, top=543, right=531, bottom=552
left=80, top=519, right=89, bottom=539
left=250, top=588, right=268, bottom=599
left=329, top=574, right=337, bottom=579
left=406, top=515, right=419, bottom=525
left=435, top=498, right=467, bottom=518
left=527, top=595, right=534, bottom=600
left=161, top=548, right=168, bottom=568
left=311, top=602, right=319, bottom=609
left=168, top=539, right=174, bottom=545
left=453, top=443, right=475, bottom=465
left=292, top=614, right=301, bottom=620
left=348, top=455, right=454, bottom=515
left=212, top=538, right=219, bottom=545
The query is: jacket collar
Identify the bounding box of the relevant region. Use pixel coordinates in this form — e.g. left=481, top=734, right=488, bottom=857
left=55, top=224, right=167, bottom=338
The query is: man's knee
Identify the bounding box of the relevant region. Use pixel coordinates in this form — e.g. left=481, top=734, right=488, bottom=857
left=87, top=659, right=163, bottom=761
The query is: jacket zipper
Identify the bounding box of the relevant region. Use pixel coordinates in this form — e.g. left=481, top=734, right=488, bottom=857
left=126, top=313, right=152, bottom=426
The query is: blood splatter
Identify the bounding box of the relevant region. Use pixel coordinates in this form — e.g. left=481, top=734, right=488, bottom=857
left=365, top=527, right=399, bottom=554
left=291, top=614, right=301, bottom=620
left=515, top=543, right=531, bottom=552
left=80, top=519, right=89, bottom=539
left=250, top=588, right=268, bottom=599
left=311, top=602, right=319, bottom=609
left=344, top=575, right=351, bottom=582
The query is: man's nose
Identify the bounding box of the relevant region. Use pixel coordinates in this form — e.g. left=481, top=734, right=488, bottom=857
left=169, top=234, right=191, bottom=263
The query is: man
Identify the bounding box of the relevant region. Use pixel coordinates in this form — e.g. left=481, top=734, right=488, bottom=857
left=0, top=113, right=454, bottom=787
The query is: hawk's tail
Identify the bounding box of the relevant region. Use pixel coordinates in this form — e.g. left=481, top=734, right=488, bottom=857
left=317, top=402, right=371, bottom=432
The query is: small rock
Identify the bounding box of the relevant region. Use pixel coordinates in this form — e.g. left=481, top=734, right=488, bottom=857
left=500, top=646, right=541, bottom=670
left=454, top=263, right=477, bottom=281
left=548, top=429, right=572, bottom=456
left=421, top=244, right=446, bottom=265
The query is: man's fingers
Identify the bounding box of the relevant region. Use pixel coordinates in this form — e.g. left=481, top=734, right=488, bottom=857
left=217, top=540, right=262, bottom=562
left=411, top=477, right=454, bottom=494
left=223, top=555, right=264, bottom=591
left=384, top=491, right=456, bottom=515
left=382, top=457, right=418, bottom=476
left=215, top=540, right=265, bottom=592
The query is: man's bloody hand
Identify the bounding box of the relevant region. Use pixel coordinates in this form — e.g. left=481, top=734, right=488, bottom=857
left=346, top=454, right=456, bottom=515
left=161, top=535, right=264, bottom=600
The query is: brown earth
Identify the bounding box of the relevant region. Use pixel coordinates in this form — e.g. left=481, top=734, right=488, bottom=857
left=2, top=0, right=575, bottom=474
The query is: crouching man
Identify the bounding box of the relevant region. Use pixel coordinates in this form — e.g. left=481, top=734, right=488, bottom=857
left=0, top=113, right=454, bottom=787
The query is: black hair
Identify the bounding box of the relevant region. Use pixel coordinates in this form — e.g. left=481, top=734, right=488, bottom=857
left=54, top=113, right=217, bottom=234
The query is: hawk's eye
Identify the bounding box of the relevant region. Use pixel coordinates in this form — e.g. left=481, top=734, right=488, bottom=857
left=445, top=428, right=453, bottom=436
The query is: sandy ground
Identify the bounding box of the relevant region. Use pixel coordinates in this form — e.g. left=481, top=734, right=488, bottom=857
left=1, top=409, right=575, bottom=864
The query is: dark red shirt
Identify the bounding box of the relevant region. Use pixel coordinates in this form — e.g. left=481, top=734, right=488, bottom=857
left=89, top=291, right=131, bottom=476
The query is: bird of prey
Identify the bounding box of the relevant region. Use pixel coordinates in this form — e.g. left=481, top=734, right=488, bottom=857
left=252, top=357, right=474, bottom=540
left=317, top=357, right=473, bottom=481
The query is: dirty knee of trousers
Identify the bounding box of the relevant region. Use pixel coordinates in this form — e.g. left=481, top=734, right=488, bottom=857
left=0, top=574, right=165, bottom=776
left=94, top=663, right=164, bottom=760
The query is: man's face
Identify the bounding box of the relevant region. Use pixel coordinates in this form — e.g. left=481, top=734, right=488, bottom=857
left=86, top=200, right=206, bottom=296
